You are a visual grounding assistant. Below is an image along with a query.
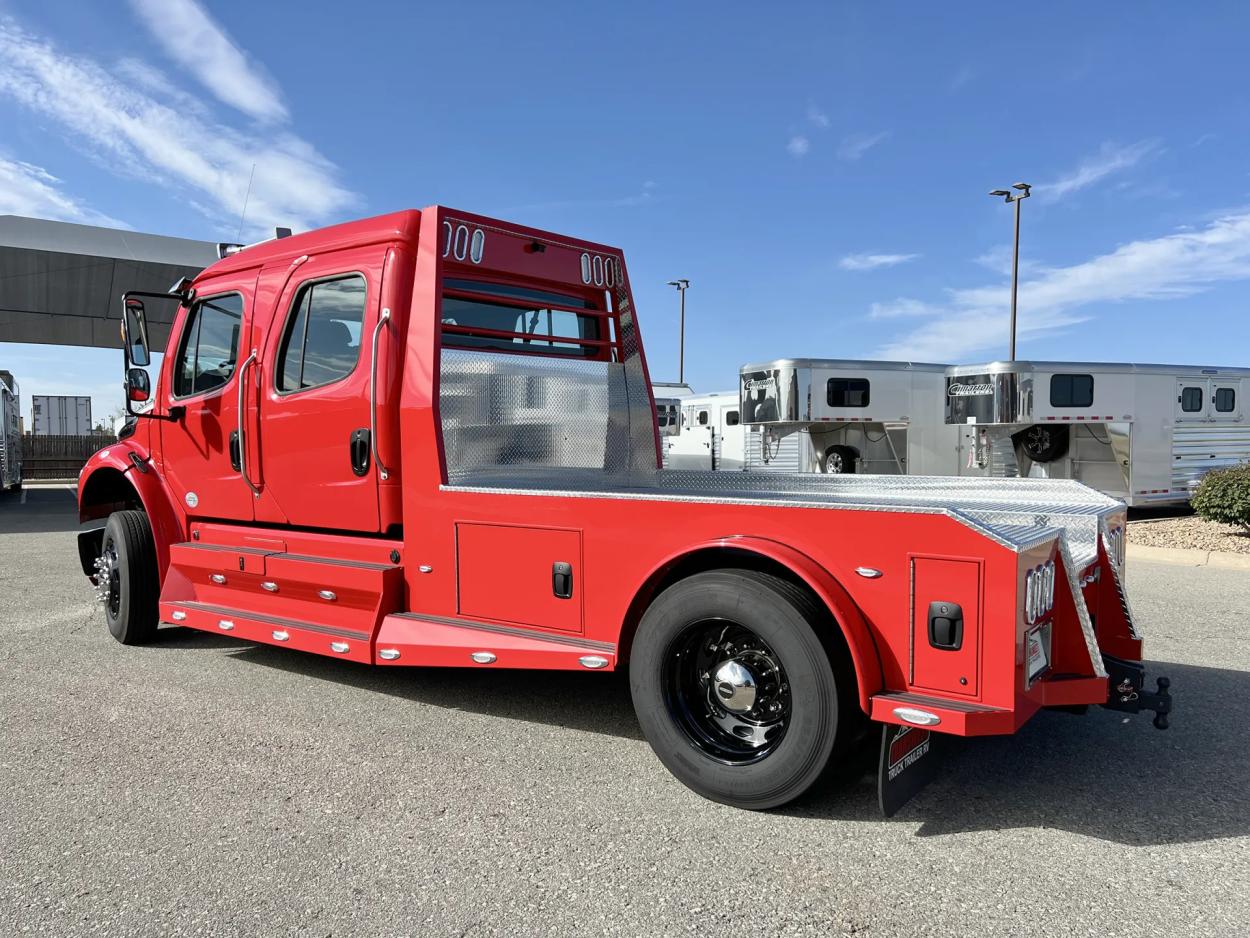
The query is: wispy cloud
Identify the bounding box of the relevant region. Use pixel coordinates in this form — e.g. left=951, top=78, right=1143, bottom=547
left=1039, top=140, right=1160, bottom=202
left=806, top=103, right=830, bottom=129
left=786, top=135, right=811, bottom=158
left=0, top=156, right=126, bottom=226
left=127, top=0, right=287, bottom=123
left=873, top=212, right=1250, bottom=360
left=839, top=252, right=919, bottom=271
left=949, top=65, right=975, bottom=92
left=0, top=16, right=354, bottom=237
left=506, top=181, right=656, bottom=214
left=836, top=131, right=888, bottom=162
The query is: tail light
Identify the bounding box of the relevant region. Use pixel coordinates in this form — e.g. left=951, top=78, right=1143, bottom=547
left=1025, top=560, right=1055, bottom=624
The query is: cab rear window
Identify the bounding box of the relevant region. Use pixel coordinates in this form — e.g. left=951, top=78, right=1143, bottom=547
left=440, top=279, right=607, bottom=359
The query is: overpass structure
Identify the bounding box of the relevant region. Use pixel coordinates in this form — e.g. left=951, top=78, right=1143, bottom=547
left=0, top=215, right=219, bottom=351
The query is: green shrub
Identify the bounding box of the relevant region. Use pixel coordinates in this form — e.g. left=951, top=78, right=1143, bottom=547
left=1192, top=462, right=1250, bottom=533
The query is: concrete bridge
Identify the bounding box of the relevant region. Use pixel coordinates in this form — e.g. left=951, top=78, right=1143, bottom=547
left=0, top=215, right=219, bottom=351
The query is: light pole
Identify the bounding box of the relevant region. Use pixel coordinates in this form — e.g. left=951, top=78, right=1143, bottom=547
left=988, top=182, right=1031, bottom=361
left=667, top=279, right=690, bottom=383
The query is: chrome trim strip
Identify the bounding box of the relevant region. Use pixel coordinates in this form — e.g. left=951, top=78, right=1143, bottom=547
left=175, top=601, right=369, bottom=640
left=390, top=612, right=617, bottom=654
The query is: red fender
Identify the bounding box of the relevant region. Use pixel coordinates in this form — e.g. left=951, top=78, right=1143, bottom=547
left=633, top=536, right=884, bottom=713
left=78, top=442, right=186, bottom=582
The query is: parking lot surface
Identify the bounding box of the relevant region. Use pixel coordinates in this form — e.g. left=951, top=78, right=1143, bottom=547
left=1, top=485, right=1248, bottom=937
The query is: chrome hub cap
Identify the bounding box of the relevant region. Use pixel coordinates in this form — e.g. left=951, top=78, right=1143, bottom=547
left=663, top=621, right=792, bottom=765
left=93, top=544, right=120, bottom=617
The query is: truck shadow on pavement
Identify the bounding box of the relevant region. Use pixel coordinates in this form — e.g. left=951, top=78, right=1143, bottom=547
left=161, top=632, right=1246, bottom=846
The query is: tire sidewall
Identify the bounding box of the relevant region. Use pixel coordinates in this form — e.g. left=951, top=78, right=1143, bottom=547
left=630, top=572, right=839, bottom=809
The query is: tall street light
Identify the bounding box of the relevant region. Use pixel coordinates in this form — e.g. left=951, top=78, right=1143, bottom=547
left=988, top=182, right=1031, bottom=361
left=667, top=279, right=690, bottom=383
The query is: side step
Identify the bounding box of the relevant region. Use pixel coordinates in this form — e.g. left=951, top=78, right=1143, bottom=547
left=375, top=613, right=618, bottom=671
left=161, top=600, right=373, bottom=663
left=869, top=691, right=1013, bottom=735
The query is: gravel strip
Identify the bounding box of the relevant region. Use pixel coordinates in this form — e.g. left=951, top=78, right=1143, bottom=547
left=1128, top=515, right=1250, bottom=555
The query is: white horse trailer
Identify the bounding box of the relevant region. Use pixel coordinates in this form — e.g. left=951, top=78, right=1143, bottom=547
left=946, top=361, right=1250, bottom=506
left=738, top=359, right=958, bottom=475
left=661, top=392, right=751, bottom=470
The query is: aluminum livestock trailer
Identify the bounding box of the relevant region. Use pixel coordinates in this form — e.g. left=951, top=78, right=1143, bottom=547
left=738, top=359, right=959, bottom=475
left=947, top=361, right=1250, bottom=506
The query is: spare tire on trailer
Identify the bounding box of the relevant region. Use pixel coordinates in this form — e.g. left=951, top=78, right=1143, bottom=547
left=1015, top=424, right=1069, bottom=463
left=821, top=445, right=858, bottom=474
left=630, top=569, right=860, bottom=810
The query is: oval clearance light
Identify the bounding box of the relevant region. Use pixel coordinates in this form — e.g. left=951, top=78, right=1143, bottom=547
left=272, top=630, right=289, bottom=642
left=470, top=651, right=496, bottom=664
left=1024, top=570, right=1036, bottom=623
left=171, top=610, right=187, bottom=622
left=378, top=648, right=401, bottom=661
left=855, top=567, right=883, bottom=579
left=893, top=707, right=941, bottom=727
left=218, top=619, right=234, bottom=631
left=330, top=641, right=350, bottom=654
left=578, top=655, right=609, bottom=669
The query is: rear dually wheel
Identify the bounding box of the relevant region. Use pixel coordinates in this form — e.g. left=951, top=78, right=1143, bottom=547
left=630, top=569, right=857, bottom=810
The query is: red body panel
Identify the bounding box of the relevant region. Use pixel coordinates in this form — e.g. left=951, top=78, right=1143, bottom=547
left=77, top=206, right=1138, bottom=740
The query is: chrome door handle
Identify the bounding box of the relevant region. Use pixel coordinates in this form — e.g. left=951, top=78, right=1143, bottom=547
left=370, top=307, right=392, bottom=480
left=237, top=349, right=260, bottom=497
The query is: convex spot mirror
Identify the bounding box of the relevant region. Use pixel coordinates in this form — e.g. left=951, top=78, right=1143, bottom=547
left=126, top=367, right=150, bottom=403
left=123, top=298, right=151, bottom=367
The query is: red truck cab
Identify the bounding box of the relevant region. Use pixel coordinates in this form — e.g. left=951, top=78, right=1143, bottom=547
left=78, top=207, right=1171, bottom=812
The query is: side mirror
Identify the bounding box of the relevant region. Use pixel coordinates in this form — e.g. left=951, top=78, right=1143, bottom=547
left=126, top=367, right=151, bottom=403
left=123, top=298, right=151, bottom=367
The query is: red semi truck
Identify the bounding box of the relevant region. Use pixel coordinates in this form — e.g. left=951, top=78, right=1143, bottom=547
left=76, top=208, right=1171, bottom=813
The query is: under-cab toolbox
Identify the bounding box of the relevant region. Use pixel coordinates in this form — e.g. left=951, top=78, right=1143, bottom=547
left=78, top=206, right=1172, bottom=816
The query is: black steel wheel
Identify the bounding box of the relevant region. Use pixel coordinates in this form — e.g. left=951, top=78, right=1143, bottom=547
left=97, top=510, right=159, bottom=645
left=631, top=569, right=858, bottom=809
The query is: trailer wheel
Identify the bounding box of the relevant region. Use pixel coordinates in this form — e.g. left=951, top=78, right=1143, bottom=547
left=96, top=510, right=160, bottom=646
left=821, top=445, right=857, bottom=474
left=1016, top=424, right=1069, bottom=463
left=630, top=570, right=853, bottom=809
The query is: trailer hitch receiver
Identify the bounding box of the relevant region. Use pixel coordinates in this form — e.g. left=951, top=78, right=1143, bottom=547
left=1101, top=654, right=1173, bottom=729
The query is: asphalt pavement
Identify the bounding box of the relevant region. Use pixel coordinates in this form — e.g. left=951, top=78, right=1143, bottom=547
left=1, top=485, right=1247, bottom=936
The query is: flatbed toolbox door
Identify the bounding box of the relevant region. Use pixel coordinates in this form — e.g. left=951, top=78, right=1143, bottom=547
left=258, top=247, right=389, bottom=532
left=456, top=523, right=584, bottom=634
left=910, top=556, right=981, bottom=697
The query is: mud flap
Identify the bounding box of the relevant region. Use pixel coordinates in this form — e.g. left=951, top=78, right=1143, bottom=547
left=878, top=723, right=942, bottom=817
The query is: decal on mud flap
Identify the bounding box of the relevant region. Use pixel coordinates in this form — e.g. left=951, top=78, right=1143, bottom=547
left=878, top=723, right=941, bottom=817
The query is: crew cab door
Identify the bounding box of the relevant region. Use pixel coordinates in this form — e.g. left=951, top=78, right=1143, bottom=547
left=159, top=273, right=258, bottom=522
left=256, top=247, right=387, bottom=532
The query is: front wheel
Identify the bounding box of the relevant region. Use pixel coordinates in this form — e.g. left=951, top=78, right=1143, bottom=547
left=96, top=510, right=160, bottom=645
left=630, top=570, right=855, bottom=809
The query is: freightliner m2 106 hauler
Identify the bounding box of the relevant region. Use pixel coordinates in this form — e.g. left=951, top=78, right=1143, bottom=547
left=77, top=209, right=1171, bottom=813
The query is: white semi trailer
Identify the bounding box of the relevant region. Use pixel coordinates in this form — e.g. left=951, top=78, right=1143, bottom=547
left=0, top=371, right=21, bottom=491
left=738, top=359, right=958, bottom=475
left=947, top=360, right=1250, bottom=506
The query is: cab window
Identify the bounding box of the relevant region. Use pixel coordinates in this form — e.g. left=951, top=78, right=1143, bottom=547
left=173, top=293, right=242, bottom=398
left=277, top=275, right=367, bottom=392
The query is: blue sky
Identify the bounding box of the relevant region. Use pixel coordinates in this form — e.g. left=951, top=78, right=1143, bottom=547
left=3, top=0, right=1250, bottom=422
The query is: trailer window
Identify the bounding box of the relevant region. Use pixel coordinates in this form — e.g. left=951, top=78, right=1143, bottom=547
left=1179, top=386, right=1204, bottom=413
left=725, top=410, right=740, bottom=426
left=827, top=378, right=870, bottom=408
left=1050, top=374, right=1094, bottom=408
left=277, top=275, right=367, bottom=393
left=441, top=279, right=603, bottom=358
left=1215, top=387, right=1236, bottom=413
left=173, top=293, right=242, bottom=398
left=697, top=410, right=709, bottom=426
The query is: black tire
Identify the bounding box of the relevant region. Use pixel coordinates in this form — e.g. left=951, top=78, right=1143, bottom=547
left=1015, top=424, right=1069, bottom=463
left=630, top=569, right=857, bottom=810
left=822, top=445, right=858, bottom=474
left=99, top=510, right=160, bottom=645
